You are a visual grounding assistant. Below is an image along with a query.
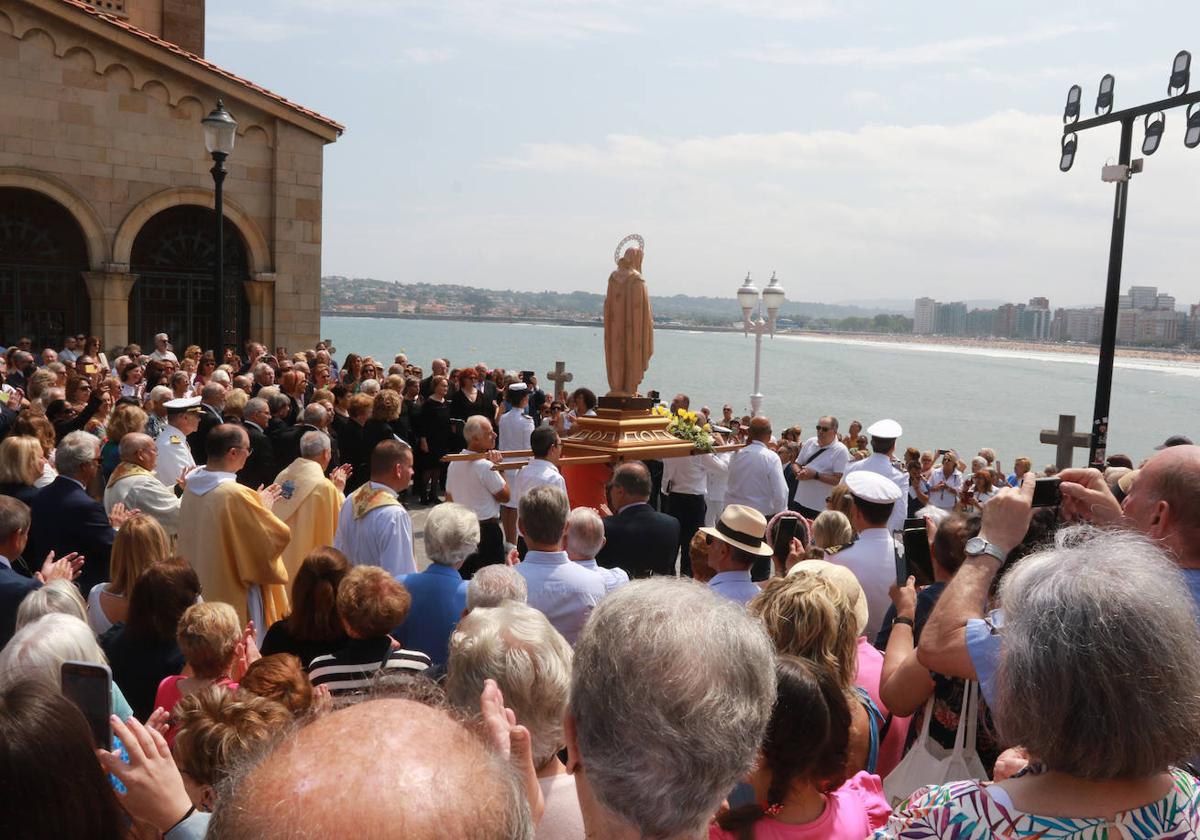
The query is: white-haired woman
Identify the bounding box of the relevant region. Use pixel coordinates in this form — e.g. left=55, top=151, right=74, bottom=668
left=394, top=503, right=480, bottom=670
left=876, top=528, right=1200, bottom=837
left=446, top=602, right=582, bottom=840
left=0, top=613, right=135, bottom=722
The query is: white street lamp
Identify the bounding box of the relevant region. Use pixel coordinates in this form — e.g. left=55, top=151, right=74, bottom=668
left=737, top=271, right=786, bottom=417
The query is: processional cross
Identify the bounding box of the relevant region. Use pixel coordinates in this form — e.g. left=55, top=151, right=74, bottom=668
left=1040, top=414, right=1092, bottom=469
left=546, top=361, right=574, bottom=399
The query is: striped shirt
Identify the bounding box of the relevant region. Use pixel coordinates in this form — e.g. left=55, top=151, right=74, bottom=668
left=308, top=637, right=431, bottom=695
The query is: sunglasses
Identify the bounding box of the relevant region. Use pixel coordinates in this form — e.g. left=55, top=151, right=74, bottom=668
left=815, top=425, right=831, bottom=432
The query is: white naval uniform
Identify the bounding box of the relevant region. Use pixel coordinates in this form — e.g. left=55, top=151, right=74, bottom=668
left=154, top=424, right=195, bottom=488
left=498, top=408, right=535, bottom=511
left=844, top=453, right=910, bottom=533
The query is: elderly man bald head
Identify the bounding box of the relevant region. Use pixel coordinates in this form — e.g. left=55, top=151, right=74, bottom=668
left=210, top=699, right=532, bottom=839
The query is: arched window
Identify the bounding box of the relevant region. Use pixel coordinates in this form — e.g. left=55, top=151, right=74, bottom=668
left=0, top=188, right=90, bottom=349
left=130, top=205, right=249, bottom=352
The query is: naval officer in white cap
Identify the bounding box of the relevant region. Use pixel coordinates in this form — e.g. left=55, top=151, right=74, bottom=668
left=498, top=382, right=535, bottom=547
left=154, top=396, right=201, bottom=488
left=828, top=471, right=902, bottom=639
left=844, top=418, right=909, bottom=535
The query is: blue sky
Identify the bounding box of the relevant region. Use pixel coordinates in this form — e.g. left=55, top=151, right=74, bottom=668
left=207, top=1, right=1200, bottom=307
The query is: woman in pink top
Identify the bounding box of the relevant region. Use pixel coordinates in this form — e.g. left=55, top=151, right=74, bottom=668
left=154, top=601, right=248, bottom=744
left=711, top=656, right=891, bottom=840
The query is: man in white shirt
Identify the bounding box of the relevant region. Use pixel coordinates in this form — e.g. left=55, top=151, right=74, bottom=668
left=723, top=416, right=789, bottom=524
left=334, top=439, right=416, bottom=577
left=154, top=397, right=201, bottom=488
left=149, top=333, right=178, bottom=363
left=564, top=507, right=629, bottom=592
left=512, top=427, right=566, bottom=504
left=446, top=415, right=509, bottom=578
left=699, top=504, right=775, bottom=605
left=514, top=486, right=607, bottom=645
left=826, top=471, right=902, bottom=639
left=497, top=383, right=534, bottom=546
left=928, top=451, right=964, bottom=510
left=844, top=418, right=910, bottom=534
left=792, top=415, right=850, bottom=518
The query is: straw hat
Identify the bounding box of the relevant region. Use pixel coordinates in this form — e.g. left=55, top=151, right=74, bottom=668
left=698, top=505, right=774, bottom=557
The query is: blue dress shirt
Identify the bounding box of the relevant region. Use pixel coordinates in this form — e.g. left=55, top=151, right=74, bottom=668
left=516, top=550, right=607, bottom=645
left=708, top=570, right=761, bottom=605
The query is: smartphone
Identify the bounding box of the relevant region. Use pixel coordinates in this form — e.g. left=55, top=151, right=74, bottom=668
left=520, top=370, right=534, bottom=384
left=84, top=364, right=98, bottom=374
left=647, top=390, right=660, bottom=403
left=893, top=545, right=909, bottom=589
left=61, top=661, right=112, bottom=748
left=772, top=516, right=800, bottom=563
left=902, top=528, right=933, bottom=585
left=1032, top=476, right=1062, bottom=508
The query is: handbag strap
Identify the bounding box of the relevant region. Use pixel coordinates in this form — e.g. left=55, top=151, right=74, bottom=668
left=799, top=445, right=829, bottom=468
left=951, top=679, right=977, bottom=755
left=963, top=680, right=980, bottom=755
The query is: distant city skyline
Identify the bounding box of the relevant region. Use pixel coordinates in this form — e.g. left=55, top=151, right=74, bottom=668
left=210, top=1, right=1200, bottom=305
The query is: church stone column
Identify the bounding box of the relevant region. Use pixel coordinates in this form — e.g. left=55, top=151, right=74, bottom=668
left=245, top=273, right=277, bottom=350
left=82, top=264, right=139, bottom=351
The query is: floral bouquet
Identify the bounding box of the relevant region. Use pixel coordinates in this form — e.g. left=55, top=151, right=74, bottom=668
left=653, top=405, right=715, bottom=453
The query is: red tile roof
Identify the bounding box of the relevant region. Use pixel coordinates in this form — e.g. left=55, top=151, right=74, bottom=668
left=57, top=0, right=344, bottom=135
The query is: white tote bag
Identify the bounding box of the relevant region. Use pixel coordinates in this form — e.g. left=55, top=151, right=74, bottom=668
left=883, top=680, right=988, bottom=807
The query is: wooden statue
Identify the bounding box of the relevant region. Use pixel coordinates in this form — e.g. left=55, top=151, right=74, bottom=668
left=603, top=234, right=653, bottom=397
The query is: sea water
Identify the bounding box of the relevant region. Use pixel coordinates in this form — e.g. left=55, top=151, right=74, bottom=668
left=322, top=316, right=1197, bottom=466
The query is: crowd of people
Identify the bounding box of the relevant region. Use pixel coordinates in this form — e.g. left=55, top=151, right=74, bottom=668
left=1, top=330, right=1199, bottom=839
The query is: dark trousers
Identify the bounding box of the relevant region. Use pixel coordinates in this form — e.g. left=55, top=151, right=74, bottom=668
left=460, top=518, right=504, bottom=579
left=667, top=492, right=706, bottom=577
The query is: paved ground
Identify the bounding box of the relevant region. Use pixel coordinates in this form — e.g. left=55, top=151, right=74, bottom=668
left=406, top=497, right=433, bottom=571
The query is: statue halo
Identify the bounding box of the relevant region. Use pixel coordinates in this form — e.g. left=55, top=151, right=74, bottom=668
left=613, top=233, right=645, bottom=266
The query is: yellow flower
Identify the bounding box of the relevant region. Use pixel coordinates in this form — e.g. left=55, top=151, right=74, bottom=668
left=703, top=423, right=711, bottom=432
left=677, top=407, right=687, bottom=417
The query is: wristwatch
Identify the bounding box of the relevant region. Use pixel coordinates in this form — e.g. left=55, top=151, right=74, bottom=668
left=965, top=536, right=1007, bottom=563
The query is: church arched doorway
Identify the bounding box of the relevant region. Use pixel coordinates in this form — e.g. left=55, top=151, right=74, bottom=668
left=130, top=205, right=249, bottom=352
left=0, top=188, right=91, bottom=349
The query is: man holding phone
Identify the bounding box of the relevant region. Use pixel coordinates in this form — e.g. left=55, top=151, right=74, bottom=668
left=792, top=416, right=850, bottom=518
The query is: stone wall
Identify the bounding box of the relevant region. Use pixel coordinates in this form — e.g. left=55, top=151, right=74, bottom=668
left=0, top=1, right=332, bottom=351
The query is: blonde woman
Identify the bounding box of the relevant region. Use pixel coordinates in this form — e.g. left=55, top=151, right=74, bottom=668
left=750, top=574, right=885, bottom=776
left=100, top=403, right=147, bottom=481
left=87, top=514, right=171, bottom=635
left=810, top=510, right=855, bottom=556
left=0, top=435, right=45, bottom=505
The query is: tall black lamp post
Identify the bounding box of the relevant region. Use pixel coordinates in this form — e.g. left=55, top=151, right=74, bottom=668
left=202, top=99, right=237, bottom=355
left=1059, top=50, right=1198, bottom=468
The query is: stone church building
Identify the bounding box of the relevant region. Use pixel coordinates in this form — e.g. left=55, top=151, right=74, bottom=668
left=0, top=0, right=341, bottom=354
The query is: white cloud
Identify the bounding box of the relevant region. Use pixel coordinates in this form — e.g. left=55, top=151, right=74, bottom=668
left=400, top=47, right=458, bottom=64
left=207, top=13, right=315, bottom=44
left=735, top=22, right=1116, bottom=68
left=846, top=89, right=885, bottom=108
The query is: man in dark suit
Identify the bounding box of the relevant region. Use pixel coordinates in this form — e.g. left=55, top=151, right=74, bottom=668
left=25, top=431, right=114, bottom=597
left=419, top=359, right=448, bottom=399
left=271, top=403, right=336, bottom=471
left=0, top=497, right=84, bottom=648
left=238, top=397, right=277, bottom=490
left=596, top=462, right=680, bottom=579
left=187, top=382, right=227, bottom=464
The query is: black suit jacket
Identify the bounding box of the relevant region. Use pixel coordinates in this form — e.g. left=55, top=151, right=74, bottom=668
left=0, top=563, right=40, bottom=649
left=26, top=476, right=113, bottom=597
left=237, top=421, right=278, bottom=490
left=187, top=403, right=224, bottom=464
left=271, top=423, right=327, bottom=474
left=596, top=503, right=681, bottom=579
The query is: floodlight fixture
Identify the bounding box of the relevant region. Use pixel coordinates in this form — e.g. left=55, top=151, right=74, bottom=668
left=1142, top=112, right=1165, bottom=156
left=1095, top=74, right=1115, bottom=115
left=1186, top=103, right=1200, bottom=149
left=1169, top=50, right=1191, bottom=95
left=1063, top=84, right=1082, bottom=123
left=1059, top=133, right=1078, bottom=172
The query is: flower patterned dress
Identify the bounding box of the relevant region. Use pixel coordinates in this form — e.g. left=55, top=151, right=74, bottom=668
left=873, top=767, right=1200, bottom=838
